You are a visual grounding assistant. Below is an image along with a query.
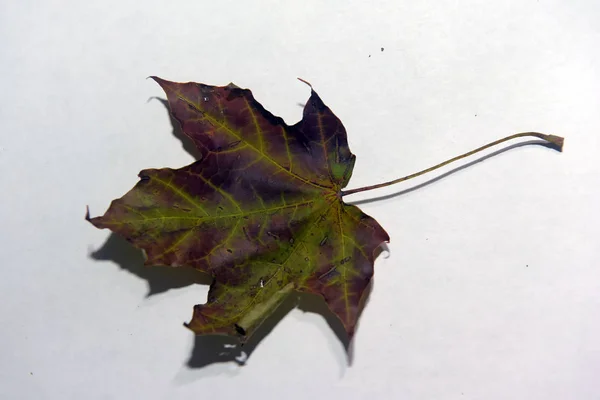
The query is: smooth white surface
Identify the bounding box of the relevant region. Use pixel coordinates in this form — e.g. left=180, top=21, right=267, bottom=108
left=1, top=1, right=599, bottom=398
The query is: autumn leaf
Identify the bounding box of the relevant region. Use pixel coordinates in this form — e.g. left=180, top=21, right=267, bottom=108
left=88, top=77, right=390, bottom=340
left=88, top=77, right=564, bottom=345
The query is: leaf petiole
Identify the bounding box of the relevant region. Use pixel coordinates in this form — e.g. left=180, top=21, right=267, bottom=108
left=341, top=132, right=564, bottom=197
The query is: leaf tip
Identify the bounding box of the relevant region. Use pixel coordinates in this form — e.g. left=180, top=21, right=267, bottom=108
left=148, top=76, right=170, bottom=89
left=297, top=77, right=313, bottom=89
left=85, top=205, right=107, bottom=229
left=84, top=205, right=100, bottom=226
left=85, top=205, right=104, bottom=228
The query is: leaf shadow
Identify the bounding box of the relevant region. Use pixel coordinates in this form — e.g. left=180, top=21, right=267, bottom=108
left=186, top=293, right=299, bottom=368
left=348, top=140, right=558, bottom=206
left=187, top=287, right=367, bottom=369
left=90, top=233, right=212, bottom=296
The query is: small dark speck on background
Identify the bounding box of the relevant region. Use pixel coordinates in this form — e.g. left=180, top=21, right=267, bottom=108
left=526, top=264, right=529, bottom=267
left=381, top=47, right=384, bottom=51
left=30, top=372, right=33, bottom=376
left=368, top=54, right=371, bottom=58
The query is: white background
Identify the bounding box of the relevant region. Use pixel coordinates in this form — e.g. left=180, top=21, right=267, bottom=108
left=1, top=1, right=599, bottom=399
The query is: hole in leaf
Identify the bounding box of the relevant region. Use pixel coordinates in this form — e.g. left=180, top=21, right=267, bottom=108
left=235, top=324, right=246, bottom=336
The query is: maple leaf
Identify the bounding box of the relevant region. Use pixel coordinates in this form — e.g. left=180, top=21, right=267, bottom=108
left=88, top=77, right=564, bottom=348
left=88, top=77, right=390, bottom=341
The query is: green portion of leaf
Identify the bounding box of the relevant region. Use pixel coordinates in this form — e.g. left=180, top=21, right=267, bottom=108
left=88, top=78, right=389, bottom=341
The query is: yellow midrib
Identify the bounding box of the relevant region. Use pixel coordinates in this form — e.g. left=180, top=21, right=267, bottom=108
left=121, top=199, right=318, bottom=224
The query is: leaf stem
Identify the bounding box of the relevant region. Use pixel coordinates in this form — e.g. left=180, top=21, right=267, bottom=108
left=341, top=132, right=564, bottom=197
